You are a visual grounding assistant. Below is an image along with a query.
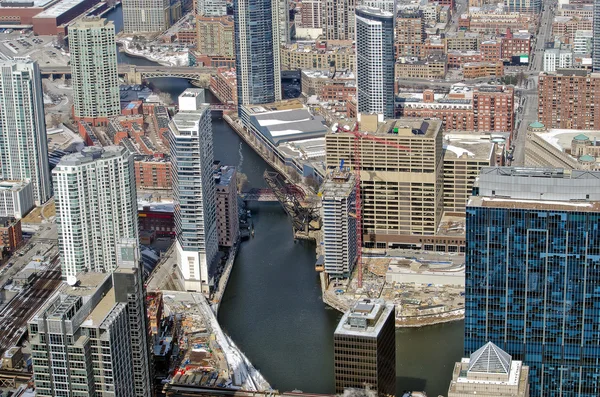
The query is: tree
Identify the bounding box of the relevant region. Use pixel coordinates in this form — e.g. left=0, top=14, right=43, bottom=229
left=236, top=172, right=249, bottom=193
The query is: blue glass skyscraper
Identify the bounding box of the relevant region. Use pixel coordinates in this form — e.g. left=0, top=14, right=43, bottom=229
left=234, top=0, right=282, bottom=106
left=465, top=167, right=600, bottom=397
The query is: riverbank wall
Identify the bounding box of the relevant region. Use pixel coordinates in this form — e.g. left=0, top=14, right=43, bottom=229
left=211, top=241, right=239, bottom=315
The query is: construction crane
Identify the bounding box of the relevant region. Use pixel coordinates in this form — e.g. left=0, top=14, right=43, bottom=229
left=349, top=123, right=410, bottom=288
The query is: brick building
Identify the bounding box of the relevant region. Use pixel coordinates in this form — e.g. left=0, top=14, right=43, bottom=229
left=134, top=156, right=172, bottom=190
left=395, top=12, right=425, bottom=57
left=397, top=84, right=514, bottom=133
left=0, top=217, right=23, bottom=253
left=210, top=67, right=238, bottom=104
left=538, top=70, right=600, bottom=130
left=463, top=61, right=504, bottom=78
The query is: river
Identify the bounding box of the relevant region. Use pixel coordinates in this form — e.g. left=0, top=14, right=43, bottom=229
left=104, top=6, right=464, bottom=397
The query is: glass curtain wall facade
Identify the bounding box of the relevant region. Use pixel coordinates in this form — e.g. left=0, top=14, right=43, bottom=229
left=465, top=197, right=600, bottom=396
left=234, top=0, right=282, bottom=106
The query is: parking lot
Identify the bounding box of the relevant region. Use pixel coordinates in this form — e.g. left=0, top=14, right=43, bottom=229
left=0, top=30, right=70, bottom=66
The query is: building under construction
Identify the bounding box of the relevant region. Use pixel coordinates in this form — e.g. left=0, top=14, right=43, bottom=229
left=319, top=170, right=357, bottom=280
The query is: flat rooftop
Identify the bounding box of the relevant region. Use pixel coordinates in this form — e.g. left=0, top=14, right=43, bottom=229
left=0, top=180, right=30, bottom=192
left=83, top=288, right=116, bottom=326
left=63, top=272, right=110, bottom=296
left=535, top=128, right=600, bottom=153
left=443, top=134, right=497, bottom=160
left=57, top=146, right=126, bottom=167
left=1, top=0, right=56, bottom=8
left=374, top=118, right=442, bottom=138
left=171, top=107, right=210, bottom=133
left=469, top=196, right=600, bottom=213
left=335, top=298, right=394, bottom=338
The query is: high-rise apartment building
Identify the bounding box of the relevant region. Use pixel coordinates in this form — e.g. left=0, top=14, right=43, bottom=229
left=322, top=0, right=355, bottom=40
left=123, top=0, right=172, bottom=33
left=279, top=0, right=290, bottom=43
left=196, top=0, right=226, bottom=16
left=169, top=89, right=218, bottom=293
left=69, top=18, right=120, bottom=126
left=447, top=342, right=530, bottom=397
left=320, top=170, right=357, bottom=279
left=594, top=0, right=600, bottom=72
left=0, top=60, right=51, bottom=206
left=465, top=167, right=600, bottom=397
left=215, top=165, right=239, bottom=247
left=504, top=0, right=541, bottom=13
left=538, top=69, right=600, bottom=130
left=334, top=298, right=395, bottom=396
left=326, top=118, right=444, bottom=246
left=234, top=0, right=282, bottom=106
left=53, top=146, right=138, bottom=279
left=356, top=6, right=395, bottom=120
left=114, top=239, right=153, bottom=397
left=28, top=254, right=152, bottom=397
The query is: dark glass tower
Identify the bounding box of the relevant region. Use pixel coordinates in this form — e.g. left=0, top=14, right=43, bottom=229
left=465, top=167, right=600, bottom=397
left=334, top=298, right=396, bottom=396
left=234, top=0, right=282, bottom=106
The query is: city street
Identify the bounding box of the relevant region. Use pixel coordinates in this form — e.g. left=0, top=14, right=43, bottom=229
left=511, top=0, right=557, bottom=165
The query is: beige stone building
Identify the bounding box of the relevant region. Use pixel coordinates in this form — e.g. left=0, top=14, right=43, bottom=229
left=525, top=122, right=600, bottom=170
left=325, top=118, right=444, bottom=245
left=196, top=15, right=234, bottom=56
left=280, top=41, right=355, bottom=71
left=447, top=342, right=530, bottom=397
left=442, top=134, right=499, bottom=212
left=395, top=55, right=447, bottom=80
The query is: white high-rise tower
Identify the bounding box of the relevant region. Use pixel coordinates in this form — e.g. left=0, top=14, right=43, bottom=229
left=0, top=60, right=52, bottom=205
left=169, top=89, right=218, bottom=293
left=53, top=146, right=138, bottom=278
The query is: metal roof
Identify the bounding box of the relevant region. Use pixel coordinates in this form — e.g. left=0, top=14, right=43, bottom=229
left=468, top=342, right=512, bottom=375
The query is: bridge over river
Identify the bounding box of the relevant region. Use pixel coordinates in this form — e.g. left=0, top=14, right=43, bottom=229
left=39, top=65, right=218, bottom=84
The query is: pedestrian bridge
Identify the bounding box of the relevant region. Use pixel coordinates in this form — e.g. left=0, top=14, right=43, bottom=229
left=39, top=65, right=217, bottom=84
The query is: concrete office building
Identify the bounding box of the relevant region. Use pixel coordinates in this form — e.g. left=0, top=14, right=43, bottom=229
left=169, top=89, right=218, bottom=293
left=447, top=342, right=530, bottom=397
left=123, top=0, right=172, bottom=33
left=0, top=60, right=52, bottom=206
left=28, top=248, right=152, bottom=397
left=594, top=0, right=600, bottom=72
left=69, top=18, right=120, bottom=126
left=356, top=6, right=395, bottom=120
left=465, top=167, right=600, bottom=397
left=215, top=165, right=239, bottom=247
left=53, top=146, right=138, bottom=279
left=234, top=0, right=282, bottom=105
left=334, top=298, right=395, bottom=396
left=322, top=0, right=355, bottom=40
left=0, top=181, right=34, bottom=220
left=361, top=0, right=395, bottom=13
left=325, top=118, right=444, bottom=246
left=320, top=170, right=357, bottom=279
left=196, top=0, right=226, bottom=16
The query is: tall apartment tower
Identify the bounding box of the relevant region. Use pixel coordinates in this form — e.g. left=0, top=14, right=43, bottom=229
left=300, top=0, right=322, bottom=28
left=326, top=118, right=444, bottom=246
left=322, top=0, right=355, bottom=40
left=196, top=0, right=227, bottom=16
left=279, top=0, right=290, bottom=43
left=593, top=0, right=600, bottom=72
left=123, top=0, right=172, bottom=33
left=69, top=18, right=120, bottom=126
left=356, top=6, right=395, bottom=120
left=114, top=239, right=154, bottom=397
left=215, top=165, right=239, bottom=248
left=334, top=298, right=395, bottom=396
left=53, top=146, right=138, bottom=279
left=234, top=0, right=282, bottom=106
left=320, top=169, right=357, bottom=279
left=169, top=89, right=218, bottom=293
left=28, top=267, right=151, bottom=396
left=0, top=60, right=51, bottom=206
left=465, top=167, right=600, bottom=397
